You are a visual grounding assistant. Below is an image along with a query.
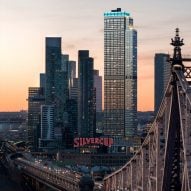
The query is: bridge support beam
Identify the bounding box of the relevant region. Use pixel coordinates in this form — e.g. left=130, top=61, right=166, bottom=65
left=23, top=174, right=56, bottom=191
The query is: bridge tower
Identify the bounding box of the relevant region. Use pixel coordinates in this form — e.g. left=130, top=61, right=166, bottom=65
left=162, top=28, right=184, bottom=191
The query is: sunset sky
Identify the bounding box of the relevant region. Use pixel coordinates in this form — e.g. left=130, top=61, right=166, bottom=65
left=0, top=0, right=191, bottom=111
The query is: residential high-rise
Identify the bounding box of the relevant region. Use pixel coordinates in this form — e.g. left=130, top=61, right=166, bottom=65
left=104, top=8, right=137, bottom=138
left=41, top=105, right=54, bottom=139
left=78, top=50, right=96, bottom=137
left=45, top=37, right=69, bottom=125
left=154, top=53, right=171, bottom=113
left=28, top=87, right=45, bottom=151
left=39, top=105, right=55, bottom=149
left=94, top=70, right=102, bottom=112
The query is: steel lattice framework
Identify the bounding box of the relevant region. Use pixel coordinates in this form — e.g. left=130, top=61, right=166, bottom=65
left=104, top=29, right=191, bottom=191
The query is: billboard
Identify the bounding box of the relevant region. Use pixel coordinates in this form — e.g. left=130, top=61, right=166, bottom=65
left=74, top=137, right=113, bottom=148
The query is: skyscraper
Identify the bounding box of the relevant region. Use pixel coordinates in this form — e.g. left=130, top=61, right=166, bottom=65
left=45, top=37, right=62, bottom=104
left=28, top=87, right=45, bottom=151
left=45, top=37, right=69, bottom=125
left=94, top=70, right=102, bottom=112
left=154, top=53, right=171, bottom=113
left=39, top=105, right=55, bottom=149
left=78, top=50, right=96, bottom=137
left=104, top=8, right=137, bottom=138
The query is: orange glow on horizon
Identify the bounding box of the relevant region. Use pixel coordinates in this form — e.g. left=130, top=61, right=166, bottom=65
left=0, top=56, right=154, bottom=112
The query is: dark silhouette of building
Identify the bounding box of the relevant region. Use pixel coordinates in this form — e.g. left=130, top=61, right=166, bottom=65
left=64, top=99, right=78, bottom=149
left=28, top=87, right=45, bottom=151
left=45, top=37, right=69, bottom=125
left=93, top=70, right=102, bottom=112
left=78, top=50, right=96, bottom=137
left=45, top=37, right=62, bottom=104
left=70, top=78, right=78, bottom=101
left=40, top=73, right=46, bottom=89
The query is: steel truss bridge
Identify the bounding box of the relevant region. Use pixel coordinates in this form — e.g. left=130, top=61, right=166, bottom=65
left=104, top=29, right=191, bottom=191
left=15, top=157, right=81, bottom=191
left=1, top=142, right=95, bottom=191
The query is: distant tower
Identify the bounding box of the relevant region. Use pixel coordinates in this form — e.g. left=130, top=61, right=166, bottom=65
left=154, top=53, right=171, bottom=113
left=78, top=50, right=96, bottom=137
left=28, top=87, right=45, bottom=151
left=94, top=70, right=102, bottom=112
left=61, top=54, right=69, bottom=72
left=104, top=8, right=137, bottom=138
left=45, top=37, right=62, bottom=104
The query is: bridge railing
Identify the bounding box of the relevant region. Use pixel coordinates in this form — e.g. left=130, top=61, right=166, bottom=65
left=103, top=67, right=191, bottom=191
left=103, top=75, right=173, bottom=191
left=15, top=158, right=81, bottom=191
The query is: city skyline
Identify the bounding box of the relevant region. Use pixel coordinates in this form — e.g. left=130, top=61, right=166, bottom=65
left=1, top=0, right=191, bottom=111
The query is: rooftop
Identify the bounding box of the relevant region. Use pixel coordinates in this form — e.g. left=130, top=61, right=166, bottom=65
left=104, top=8, right=130, bottom=17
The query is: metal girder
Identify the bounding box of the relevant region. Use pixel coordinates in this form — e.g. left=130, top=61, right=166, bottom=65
left=161, top=78, right=181, bottom=191
left=103, top=29, right=191, bottom=191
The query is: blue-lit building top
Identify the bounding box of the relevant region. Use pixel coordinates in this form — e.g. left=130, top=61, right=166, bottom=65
left=104, top=9, right=130, bottom=17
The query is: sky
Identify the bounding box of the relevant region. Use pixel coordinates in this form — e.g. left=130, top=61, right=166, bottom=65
left=0, top=0, right=191, bottom=111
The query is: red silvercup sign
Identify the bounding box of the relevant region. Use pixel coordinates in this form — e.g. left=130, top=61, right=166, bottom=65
left=74, top=137, right=113, bottom=148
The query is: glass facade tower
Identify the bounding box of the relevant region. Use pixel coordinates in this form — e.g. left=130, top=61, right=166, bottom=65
left=104, top=8, right=137, bottom=138
left=45, top=37, right=69, bottom=124
left=154, top=53, right=171, bottom=114
left=78, top=50, right=96, bottom=137
left=45, top=37, right=62, bottom=105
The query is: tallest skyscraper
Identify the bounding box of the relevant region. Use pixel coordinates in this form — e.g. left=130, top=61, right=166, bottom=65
left=104, top=8, right=137, bottom=139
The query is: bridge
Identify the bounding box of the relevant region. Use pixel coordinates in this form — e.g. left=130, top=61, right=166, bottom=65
left=15, top=157, right=82, bottom=191
left=0, top=142, right=95, bottom=191
left=104, top=29, right=191, bottom=191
